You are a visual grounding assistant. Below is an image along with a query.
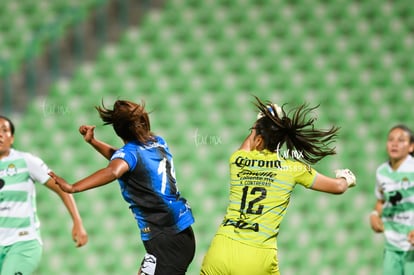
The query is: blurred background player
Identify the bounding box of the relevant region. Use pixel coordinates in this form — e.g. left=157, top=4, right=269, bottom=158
left=0, top=115, right=88, bottom=274
left=200, top=97, right=356, bottom=275
left=48, top=99, right=196, bottom=275
left=369, top=124, right=414, bottom=275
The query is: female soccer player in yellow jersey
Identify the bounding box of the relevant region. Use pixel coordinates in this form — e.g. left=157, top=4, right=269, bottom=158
left=200, top=96, right=356, bottom=275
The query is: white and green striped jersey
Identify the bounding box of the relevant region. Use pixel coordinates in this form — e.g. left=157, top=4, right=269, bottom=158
left=0, top=149, right=50, bottom=246
left=375, top=155, right=414, bottom=251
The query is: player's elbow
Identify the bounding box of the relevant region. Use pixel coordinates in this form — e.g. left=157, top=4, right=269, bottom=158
left=332, top=188, right=346, bottom=195
left=106, top=168, right=120, bottom=181
left=311, top=175, right=348, bottom=194
left=332, top=179, right=348, bottom=194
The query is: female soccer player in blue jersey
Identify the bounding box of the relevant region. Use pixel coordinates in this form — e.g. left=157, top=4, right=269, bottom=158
left=0, top=115, right=88, bottom=274
left=49, top=100, right=195, bottom=275
left=200, top=96, right=356, bottom=275
left=369, top=124, right=414, bottom=275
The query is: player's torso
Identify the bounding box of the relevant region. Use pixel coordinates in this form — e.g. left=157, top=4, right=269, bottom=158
left=378, top=158, right=414, bottom=214
left=377, top=157, right=414, bottom=251
left=118, top=139, right=194, bottom=240
left=0, top=154, right=39, bottom=245
left=218, top=150, right=313, bottom=248
left=120, top=139, right=178, bottom=201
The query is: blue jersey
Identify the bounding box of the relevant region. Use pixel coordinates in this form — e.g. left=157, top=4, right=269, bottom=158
left=110, top=136, right=194, bottom=241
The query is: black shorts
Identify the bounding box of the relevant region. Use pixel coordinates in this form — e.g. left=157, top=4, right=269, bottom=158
left=141, top=226, right=195, bottom=275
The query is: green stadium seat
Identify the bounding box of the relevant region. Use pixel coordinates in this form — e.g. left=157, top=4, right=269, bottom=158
left=11, top=0, right=414, bottom=274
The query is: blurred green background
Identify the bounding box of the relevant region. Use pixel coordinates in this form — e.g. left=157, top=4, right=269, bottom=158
left=2, top=0, right=413, bottom=274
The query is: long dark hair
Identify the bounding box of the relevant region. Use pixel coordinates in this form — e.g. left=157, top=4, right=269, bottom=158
left=254, top=96, right=339, bottom=164
left=96, top=100, right=155, bottom=144
left=389, top=124, right=414, bottom=157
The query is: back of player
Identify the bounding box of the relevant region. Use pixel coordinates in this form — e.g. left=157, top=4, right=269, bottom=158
left=219, top=149, right=315, bottom=248
left=111, top=136, right=195, bottom=275
left=49, top=100, right=195, bottom=275
left=200, top=97, right=356, bottom=275
left=112, top=136, right=194, bottom=239
left=202, top=149, right=316, bottom=274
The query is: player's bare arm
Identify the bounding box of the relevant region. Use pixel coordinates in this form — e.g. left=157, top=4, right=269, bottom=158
left=370, top=199, right=384, bottom=233
left=311, top=173, right=348, bottom=194
left=239, top=126, right=257, bottom=151
left=49, top=158, right=129, bottom=193
left=44, top=178, right=88, bottom=247
left=79, top=125, right=117, bottom=160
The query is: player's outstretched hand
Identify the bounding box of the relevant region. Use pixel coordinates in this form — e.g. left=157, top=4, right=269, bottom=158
left=79, top=125, right=96, bottom=143
left=335, top=169, right=356, bottom=187
left=48, top=171, right=75, bottom=193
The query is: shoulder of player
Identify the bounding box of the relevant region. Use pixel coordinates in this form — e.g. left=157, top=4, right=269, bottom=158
left=376, top=161, right=390, bottom=173
left=399, top=155, right=414, bottom=171
left=154, top=135, right=165, bottom=143
left=405, top=155, right=414, bottom=165
left=283, top=158, right=314, bottom=173
left=9, top=149, right=41, bottom=161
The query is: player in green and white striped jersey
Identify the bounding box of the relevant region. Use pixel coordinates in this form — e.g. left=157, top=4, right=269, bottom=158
left=370, top=124, right=414, bottom=275
left=0, top=116, right=88, bottom=274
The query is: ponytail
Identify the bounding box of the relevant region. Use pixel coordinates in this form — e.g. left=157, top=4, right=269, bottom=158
left=96, top=99, right=155, bottom=144
left=254, top=96, right=339, bottom=164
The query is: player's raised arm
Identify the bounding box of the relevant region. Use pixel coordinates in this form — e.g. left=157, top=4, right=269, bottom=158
left=239, top=126, right=257, bottom=151
left=79, top=125, right=117, bottom=160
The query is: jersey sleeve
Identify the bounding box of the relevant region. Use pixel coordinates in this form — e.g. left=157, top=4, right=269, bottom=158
left=25, top=153, right=50, bottom=184
left=294, top=162, right=317, bottom=188
left=110, top=148, right=137, bottom=171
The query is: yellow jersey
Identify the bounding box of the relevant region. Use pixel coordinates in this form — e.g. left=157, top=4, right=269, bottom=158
left=216, top=149, right=317, bottom=249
